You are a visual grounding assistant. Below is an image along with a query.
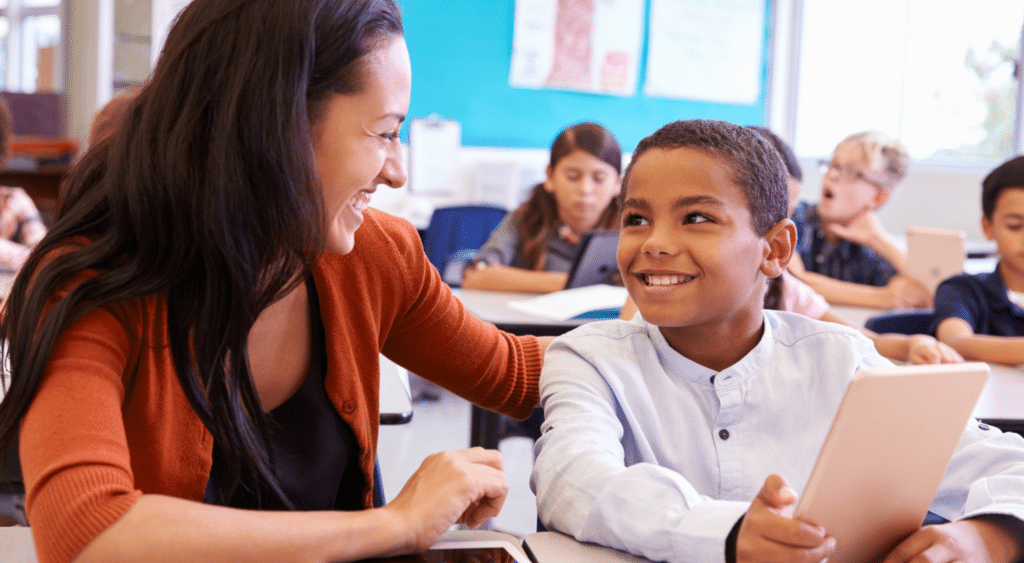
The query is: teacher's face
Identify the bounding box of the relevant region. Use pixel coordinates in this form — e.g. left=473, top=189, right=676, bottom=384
left=312, top=35, right=411, bottom=254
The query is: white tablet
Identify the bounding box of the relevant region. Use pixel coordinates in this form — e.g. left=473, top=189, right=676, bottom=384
left=794, top=362, right=990, bottom=563
left=906, top=226, right=965, bottom=293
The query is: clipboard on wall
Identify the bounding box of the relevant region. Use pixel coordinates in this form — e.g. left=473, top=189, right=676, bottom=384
left=409, top=114, right=461, bottom=196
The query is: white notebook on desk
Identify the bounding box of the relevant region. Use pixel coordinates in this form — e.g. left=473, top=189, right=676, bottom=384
left=508, top=284, right=629, bottom=321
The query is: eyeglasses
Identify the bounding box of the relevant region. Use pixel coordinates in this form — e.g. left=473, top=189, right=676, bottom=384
left=818, top=160, right=885, bottom=189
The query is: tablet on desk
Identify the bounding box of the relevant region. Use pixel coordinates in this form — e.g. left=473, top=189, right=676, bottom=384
left=565, top=230, right=621, bottom=289
left=360, top=532, right=532, bottom=560
left=905, top=226, right=965, bottom=293
left=794, top=362, right=990, bottom=563
left=364, top=538, right=529, bottom=563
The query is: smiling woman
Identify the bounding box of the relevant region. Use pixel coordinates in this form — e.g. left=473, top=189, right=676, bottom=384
left=0, top=1, right=547, bottom=562
left=313, top=36, right=410, bottom=255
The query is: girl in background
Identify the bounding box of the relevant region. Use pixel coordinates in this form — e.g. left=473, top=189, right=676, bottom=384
left=463, top=122, right=622, bottom=293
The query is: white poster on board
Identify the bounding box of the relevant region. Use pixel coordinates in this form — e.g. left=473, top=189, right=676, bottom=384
left=509, top=0, right=644, bottom=97
left=644, top=0, right=765, bottom=104
left=409, top=116, right=461, bottom=196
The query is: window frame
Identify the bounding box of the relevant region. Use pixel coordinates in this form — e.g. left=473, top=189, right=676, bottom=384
left=768, top=0, right=1024, bottom=168
left=0, top=0, right=65, bottom=93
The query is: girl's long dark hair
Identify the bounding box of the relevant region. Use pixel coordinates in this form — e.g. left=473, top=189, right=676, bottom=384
left=0, top=0, right=403, bottom=508
left=514, top=122, right=622, bottom=270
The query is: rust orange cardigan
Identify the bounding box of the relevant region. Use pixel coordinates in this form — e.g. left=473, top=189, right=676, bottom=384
left=18, top=209, right=542, bottom=563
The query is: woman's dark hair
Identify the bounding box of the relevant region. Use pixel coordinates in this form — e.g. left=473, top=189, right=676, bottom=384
left=514, top=122, right=622, bottom=270
left=0, top=0, right=404, bottom=508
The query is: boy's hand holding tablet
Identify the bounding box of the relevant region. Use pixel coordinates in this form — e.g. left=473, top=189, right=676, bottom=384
left=737, top=475, right=834, bottom=563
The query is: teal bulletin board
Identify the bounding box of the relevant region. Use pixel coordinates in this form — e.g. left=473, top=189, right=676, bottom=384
left=399, top=0, right=772, bottom=151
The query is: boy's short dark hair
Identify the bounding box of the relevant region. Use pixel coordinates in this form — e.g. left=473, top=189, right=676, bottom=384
left=748, top=126, right=802, bottom=181
left=622, top=119, right=788, bottom=236
left=982, top=155, right=1024, bottom=219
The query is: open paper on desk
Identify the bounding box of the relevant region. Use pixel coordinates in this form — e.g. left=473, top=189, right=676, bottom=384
left=509, top=284, right=629, bottom=321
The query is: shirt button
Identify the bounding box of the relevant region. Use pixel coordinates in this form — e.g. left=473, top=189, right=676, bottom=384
left=978, top=422, right=991, bottom=431
left=709, top=375, right=716, bottom=384
left=719, top=429, right=730, bottom=440
left=343, top=401, right=356, bottom=413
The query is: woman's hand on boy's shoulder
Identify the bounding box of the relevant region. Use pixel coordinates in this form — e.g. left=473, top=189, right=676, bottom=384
left=882, top=517, right=1024, bottom=563
left=737, top=475, right=835, bottom=563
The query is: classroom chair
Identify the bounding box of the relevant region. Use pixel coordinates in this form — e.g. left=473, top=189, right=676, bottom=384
left=0, top=434, right=25, bottom=526
left=420, top=204, right=507, bottom=286
left=863, top=310, right=934, bottom=335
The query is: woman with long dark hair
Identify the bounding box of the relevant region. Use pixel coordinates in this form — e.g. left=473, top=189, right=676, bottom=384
left=462, top=122, right=622, bottom=293
left=0, top=1, right=546, bottom=561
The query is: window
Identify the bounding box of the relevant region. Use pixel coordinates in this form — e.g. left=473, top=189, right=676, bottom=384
left=793, top=0, right=1024, bottom=164
left=0, top=0, right=63, bottom=93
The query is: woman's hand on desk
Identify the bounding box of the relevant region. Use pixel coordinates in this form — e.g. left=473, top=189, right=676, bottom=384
left=737, top=474, right=835, bottom=563
left=383, top=447, right=509, bottom=552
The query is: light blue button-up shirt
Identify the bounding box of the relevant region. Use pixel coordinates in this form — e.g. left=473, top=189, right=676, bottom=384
left=532, top=310, right=1024, bottom=563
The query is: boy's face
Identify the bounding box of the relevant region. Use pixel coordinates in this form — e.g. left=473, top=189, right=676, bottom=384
left=617, top=147, right=778, bottom=346
left=817, top=142, right=889, bottom=226
left=982, top=186, right=1024, bottom=289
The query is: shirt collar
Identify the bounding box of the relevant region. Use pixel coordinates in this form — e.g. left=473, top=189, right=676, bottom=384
left=644, top=314, right=773, bottom=385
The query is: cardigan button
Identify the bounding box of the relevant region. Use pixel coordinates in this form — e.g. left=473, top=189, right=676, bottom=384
left=343, top=401, right=356, bottom=413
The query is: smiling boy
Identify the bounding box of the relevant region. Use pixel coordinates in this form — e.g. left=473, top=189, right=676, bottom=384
left=531, top=120, right=1024, bottom=563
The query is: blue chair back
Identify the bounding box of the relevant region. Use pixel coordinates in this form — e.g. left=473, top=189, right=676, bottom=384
left=863, top=310, right=934, bottom=335
left=421, top=205, right=507, bottom=274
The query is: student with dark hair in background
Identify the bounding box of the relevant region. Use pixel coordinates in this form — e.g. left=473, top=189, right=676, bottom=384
left=931, top=155, right=1024, bottom=365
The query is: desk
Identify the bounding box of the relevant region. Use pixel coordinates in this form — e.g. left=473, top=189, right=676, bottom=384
left=829, top=305, right=888, bottom=329
left=524, top=531, right=651, bottom=563
left=975, top=364, right=1024, bottom=434
left=0, top=526, right=35, bottom=562
left=453, top=288, right=591, bottom=336
left=0, top=527, right=531, bottom=563
left=379, top=354, right=413, bottom=425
